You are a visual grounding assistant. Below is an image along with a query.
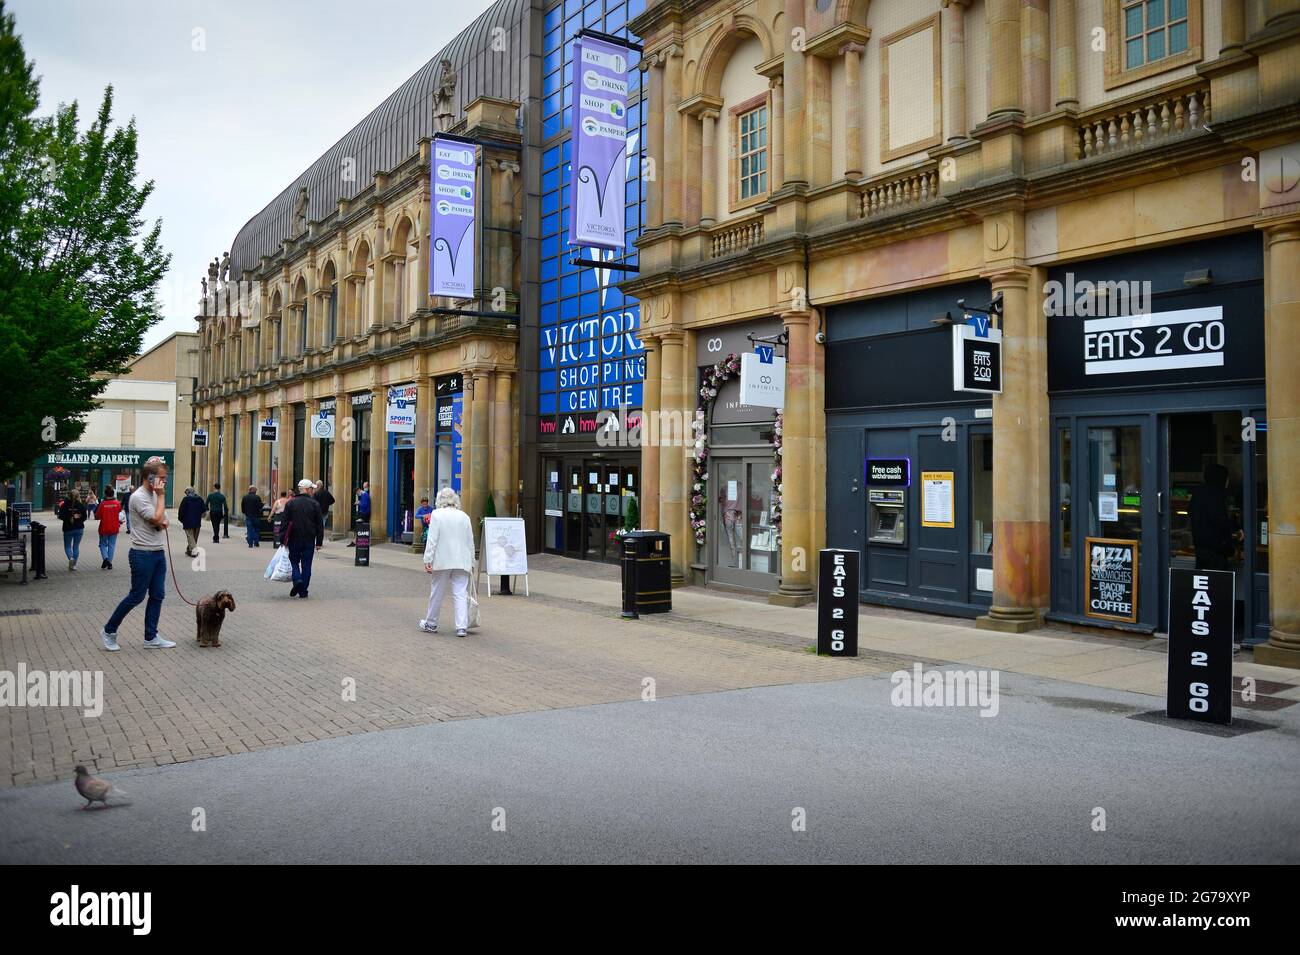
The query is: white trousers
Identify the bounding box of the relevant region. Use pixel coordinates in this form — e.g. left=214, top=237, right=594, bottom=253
left=423, top=569, right=470, bottom=631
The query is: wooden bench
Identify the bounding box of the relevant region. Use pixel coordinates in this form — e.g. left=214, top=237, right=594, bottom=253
left=0, top=533, right=27, bottom=584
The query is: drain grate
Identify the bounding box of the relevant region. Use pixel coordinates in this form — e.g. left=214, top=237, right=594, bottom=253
left=0, top=608, right=42, bottom=617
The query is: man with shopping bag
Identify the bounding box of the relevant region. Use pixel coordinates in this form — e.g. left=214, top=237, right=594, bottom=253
left=282, top=479, right=325, bottom=598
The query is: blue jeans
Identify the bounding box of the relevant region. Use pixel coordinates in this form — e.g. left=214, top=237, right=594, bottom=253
left=105, top=549, right=167, bottom=641
left=245, top=519, right=259, bottom=546
left=63, top=528, right=83, bottom=561
left=99, top=533, right=118, bottom=562
left=288, top=539, right=315, bottom=593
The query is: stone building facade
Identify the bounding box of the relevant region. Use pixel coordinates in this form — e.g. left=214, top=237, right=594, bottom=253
left=627, top=0, right=1300, bottom=666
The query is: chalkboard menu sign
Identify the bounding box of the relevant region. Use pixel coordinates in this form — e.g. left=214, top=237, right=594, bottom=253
left=1167, top=568, right=1234, bottom=725
left=354, top=523, right=370, bottom=567
left=1084, top=537, right=1138, bottom=623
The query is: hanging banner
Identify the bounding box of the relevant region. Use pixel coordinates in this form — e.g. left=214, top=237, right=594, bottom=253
left=259, top=422, right=279, bottom=443
left=569, top=34, right=630, bottom=251
left=430, top=135, right=477, bottom=299
left=312, top=404, right=335, bottom=440
left=952, top=321, right=1003, bottom=394
left=191, top=428, right=208, bottom=447
left=386, top=383, right=417, bottom=434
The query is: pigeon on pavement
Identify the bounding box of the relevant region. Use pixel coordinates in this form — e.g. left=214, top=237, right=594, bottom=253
left=74, top=765, right=119, bottom=809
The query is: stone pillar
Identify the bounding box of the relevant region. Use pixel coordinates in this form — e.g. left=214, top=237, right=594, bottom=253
left=331, top=395, right=352, bottom=540
left=807, top=54, right=832, bottom=186
left=492, top=370, right=513, bottom=514
left=783, top=0, right=807, bottom=187
left=1264, top=0, right=1300, bottom=29
left=369, top=385, right=388, bottom=540
left=411, top=375, right=433, bottom=551
left=255, top=407, right=272, bottom=495
left=231, top=413, right=246, bottom=499
left=943, top=0, right=970, bottom=138
left=1021, top=0, right=1050, bottom=118
left=646, top=55, right=665, bottom=229
left=662, top=47, right=684, bottom=227
left=305, top=398, right=321, bottom=484
left=1255, top=219, right=1300, bottom=668
left=700, top=111, right=720, bottom=226
left=771, top=310, right=815, bottom=606
left=841, top=43, right=865, bottom=177
left=986, top=0, right=1023, bottom=120
left=769, top=77, right=785, bottom=188
left=682, top=110, right=702, bottom=226
left=640, top=336, right=661, bottom=531
left=1052, top=0, right=1078, bottom=109
left=496, top=162, right=517, bottom=301
left=977, top=267, right=1051, bottom=633
left=279, top=405, right=297, bottom=490
left=467, top=369, right=492, bottom=526
left=658, top=331, right=688, bottom=585
left=1219, top=2, right=1244, bottom=53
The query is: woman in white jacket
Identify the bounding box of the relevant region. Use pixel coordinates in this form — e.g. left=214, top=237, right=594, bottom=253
left=420, top=487, right=477, bottom=637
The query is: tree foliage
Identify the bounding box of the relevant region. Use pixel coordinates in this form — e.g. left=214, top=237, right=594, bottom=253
left=0, top=0, right=169, bottom=478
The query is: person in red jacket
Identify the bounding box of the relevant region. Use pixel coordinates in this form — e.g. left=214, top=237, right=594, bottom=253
left=96, top=484, right=123, bottom=570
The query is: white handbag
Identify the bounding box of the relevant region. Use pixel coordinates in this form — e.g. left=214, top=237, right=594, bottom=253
left=467, top=561, right=482, bottom=630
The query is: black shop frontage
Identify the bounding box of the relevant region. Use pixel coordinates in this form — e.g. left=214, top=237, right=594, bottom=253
left=825, top=280, right=995, bottom=618
left=1045, top=233, right=1269, bottom=643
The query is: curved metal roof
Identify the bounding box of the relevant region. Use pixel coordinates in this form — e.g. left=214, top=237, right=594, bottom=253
left=227, top=0, right=531, bottom=279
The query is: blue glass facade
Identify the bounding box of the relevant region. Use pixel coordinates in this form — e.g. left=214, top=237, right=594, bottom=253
left=538, top=0, right=647, bottom=423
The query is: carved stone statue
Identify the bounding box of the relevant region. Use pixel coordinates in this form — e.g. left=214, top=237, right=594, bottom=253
left=433, top=59, right=457, bottom=131
left=208, top=258, right=219, bottom=284
left=219, top=251, right=230, bottom=283
left=293, top=186, right=309, bottom=235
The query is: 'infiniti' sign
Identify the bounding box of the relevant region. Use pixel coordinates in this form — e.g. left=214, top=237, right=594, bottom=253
left=1084, top=306, right=1225, bottom=376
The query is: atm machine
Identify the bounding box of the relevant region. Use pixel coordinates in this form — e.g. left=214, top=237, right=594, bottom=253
left=867, top=489, right=906, bottom=546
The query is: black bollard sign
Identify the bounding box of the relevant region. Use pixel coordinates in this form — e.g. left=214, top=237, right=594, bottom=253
left=354, top=523, right=370, bottom=567
left=817, top=549, right=859, bottom=656
left=1167, top=568, right=1234, bottom=724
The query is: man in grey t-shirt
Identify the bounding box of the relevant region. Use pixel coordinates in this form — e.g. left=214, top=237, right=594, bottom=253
left=100, top=458, right=176, bottom=651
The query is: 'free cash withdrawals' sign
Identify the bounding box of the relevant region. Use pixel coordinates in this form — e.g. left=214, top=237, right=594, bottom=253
left=430, top=136, right=476, bottom=299
left=569, top=35, right=629, bottom=251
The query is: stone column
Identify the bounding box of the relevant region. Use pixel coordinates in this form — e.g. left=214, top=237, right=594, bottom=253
left=1021, top=0, right=1050, bottom=118
left=807, top=54, right=832, bottom=186
left=658, top=331, right=688, bottom=584
left=986, top=0, right=1023, bottom=120
left=412, top=374, right=433, bottom=551
left=783, top=0, right=807, bottom=187
left=943, top=0, right=971, bottom=138
left=1052, top=0, right=1078, bottom=109
left=662, top=47, right=684, bottom=227
left=279, top=405, right=297, bottom=489
left=369, top=385, right=388, bottom=540
left=331, top=395, right=352, bottom=540
left=1255, top=218, right=1300, bottom=668
left=700, top=111, right=720, bottom=226
left=1220, top=1, right=1245, bottom=53
left=841, top=43, right=865, bottom=177
left=305, top=398, right=321, bottom=484
left=646, top=55, right=665, bottom=228
left=640, top=335, right=661, bottom=531
left=977, top=267, right=1051, bottom=632
left=492, top=370, right=513, bottom=514
left=769, top=77, right=785, bottom=188
left=467, top=370, right=492, bottom=526
left=496, top=162, right=518, bottom=301
left=771, top=310, right=815, bottom=606
left=1264, top=0, right=1300, bottom=29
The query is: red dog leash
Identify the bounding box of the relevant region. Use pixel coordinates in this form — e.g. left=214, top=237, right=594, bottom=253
left=162, top=525, right=200, bottom=608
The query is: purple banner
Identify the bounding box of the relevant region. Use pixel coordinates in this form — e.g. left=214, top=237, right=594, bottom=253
left=430, top=136, right=476, bottom=299
left=569, top=35, right=629, bottom=251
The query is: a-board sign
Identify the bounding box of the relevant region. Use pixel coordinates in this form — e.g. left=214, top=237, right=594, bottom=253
left=817, top=549, right=859, bottom=657
left=1167, top=568, right=1234, bottom=724
left=481, top=517, right=527, bottom=576
left=1084, top=537, right=1138, bottom=623
left=354, top=523, right=370, bottom=567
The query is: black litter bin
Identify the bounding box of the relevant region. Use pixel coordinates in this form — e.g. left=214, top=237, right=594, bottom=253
left=621, top=531, right=671, bottom=617
left=29, top=520, right=47, bottom=579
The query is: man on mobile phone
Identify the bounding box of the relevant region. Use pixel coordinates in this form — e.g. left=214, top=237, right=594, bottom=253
left=100, top=457, right=177, bottom=651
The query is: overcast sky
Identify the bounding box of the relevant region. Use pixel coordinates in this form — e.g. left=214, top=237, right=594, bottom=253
left=9, top=0, right=498, bottom=351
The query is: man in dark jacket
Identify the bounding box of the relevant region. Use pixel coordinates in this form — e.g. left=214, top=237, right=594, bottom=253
left=1189, top=463, right=1243, bottom=571
left=313, top=481, right=336, bottom=538
left=283, top=479, right=325, bottom=598
left=240, top=485, right=264, bottom=548
left=176, top=487, right=207, bottom=557
left=206, top=483, right=228, bottom=543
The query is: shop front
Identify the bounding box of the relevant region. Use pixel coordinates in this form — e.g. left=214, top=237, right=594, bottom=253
left=1046, top=234, right=1268, bottom=642
left=34, top=449, right=176, bottom=510
left=825, top=281, right=995, bottom=618
left=540, top=420, right=640, bottom=565
left=385, top=383, right=417, bottom=544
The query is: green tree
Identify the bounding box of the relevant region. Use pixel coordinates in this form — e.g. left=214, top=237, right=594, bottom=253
left=623, top=494, right=639, bottom=533
left=484, top=492, right=497, bottom=518
left=0, top=0, right=169, bottom=478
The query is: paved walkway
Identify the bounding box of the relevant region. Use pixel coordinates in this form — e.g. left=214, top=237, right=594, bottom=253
left=1, top=512, right=1296, bottom=788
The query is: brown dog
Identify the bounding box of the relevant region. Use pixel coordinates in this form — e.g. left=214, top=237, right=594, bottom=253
left=195, top=590, right=236, bottom=647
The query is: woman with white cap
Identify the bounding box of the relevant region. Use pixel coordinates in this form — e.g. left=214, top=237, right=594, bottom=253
left=420, top=487, right=476, bottom=637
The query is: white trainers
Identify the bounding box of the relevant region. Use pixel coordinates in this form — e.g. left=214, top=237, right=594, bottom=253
left=100, top=629, right=120, bottom=652
left=418, top=620, right=438, bottom=633
left=143, top=636, right=177, bottom=649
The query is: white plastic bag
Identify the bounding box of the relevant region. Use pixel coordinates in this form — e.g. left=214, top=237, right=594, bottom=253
left=264, top=545, right=293, bottom=582
left=467, top=562, right=482, bottom=630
